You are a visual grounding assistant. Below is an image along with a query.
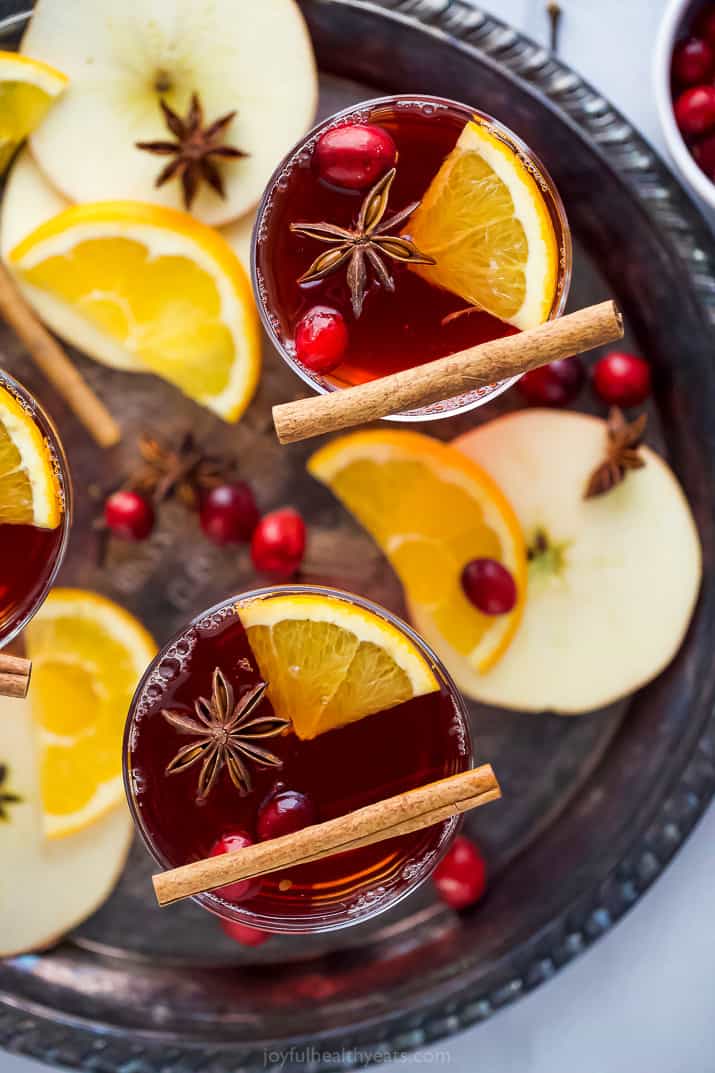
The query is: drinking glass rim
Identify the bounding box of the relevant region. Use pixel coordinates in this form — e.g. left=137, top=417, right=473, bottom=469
left=251, top=92, right=573, bottom=422
left=123, top=583, right=473, bottom=934
left=0, top=369, right=72, bottom=648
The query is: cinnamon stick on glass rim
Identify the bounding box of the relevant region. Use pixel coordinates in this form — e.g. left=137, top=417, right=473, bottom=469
left=273, top=300, right=624, bottom=445
left=0, top=262, right=120, bottom=448
left=0, top=653, right=31, bottom=699
left=153, top=764, right=500, bottom=907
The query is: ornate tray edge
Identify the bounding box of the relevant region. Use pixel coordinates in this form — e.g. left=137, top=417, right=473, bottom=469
left=0, top=1, right=714, bottom=1069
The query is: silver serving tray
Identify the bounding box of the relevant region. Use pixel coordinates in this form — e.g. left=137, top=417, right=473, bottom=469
left=0, top=1, right=714, bottom=1070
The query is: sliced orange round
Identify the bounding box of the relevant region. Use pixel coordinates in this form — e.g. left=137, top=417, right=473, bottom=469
left=0, top=379, right=61, bottom=528
left=0, top=50, right=67, bottom=174
left=406, top=119, right=560, bottom=330
left=8, top=201, right=261, bottom=421
left=237, top=590, right=438, bottom=741
left=25, top=589, right=157, bottom=838
left=308, top=430, right=527, bottom=675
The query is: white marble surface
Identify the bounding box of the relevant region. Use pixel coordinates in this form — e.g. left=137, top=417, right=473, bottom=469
left=2, top=1, right=714, bottom=1072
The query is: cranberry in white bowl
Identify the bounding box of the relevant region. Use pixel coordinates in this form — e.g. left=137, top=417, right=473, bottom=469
left=654, top=0, right=715, bottom=210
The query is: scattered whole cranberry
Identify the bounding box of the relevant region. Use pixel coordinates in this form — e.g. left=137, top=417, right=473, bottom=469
left=461, top=558, right=517, bottom=616
left=433, top=836, right=487, bottom=910
left=693, top=131, right=715, bottom=179
left=209, top=831, right=262, bottom=903
left=592, top=351, right=652, bottom=407
left=672, top=36, right=714, bottom=85
left=517, top=357, right=584, bottom=407
left=104, top=489, right=155, bottom=541
left=295, top=306, right=348, bottom=374
left=251, top=508, right=306, bottom=578
left=257, top=789, right=317, bottom=841
left=315, top=122, right=397, bottom=190
left=220, top=919, right=271, bottom=946
left=674, top=84, right=715, bottom=137
left=199, top=481, right=259, bottom=545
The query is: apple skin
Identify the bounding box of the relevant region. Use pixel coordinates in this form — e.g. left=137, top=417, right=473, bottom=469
left=409, top=409, right=702, bottom=715
left=0, top=693, right=132, bottom=957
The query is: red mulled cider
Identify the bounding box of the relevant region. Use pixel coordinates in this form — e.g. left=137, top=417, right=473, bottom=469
left=253, top=95, right=571, bottom=419
left=0, top=372, right=70, bottom=646
left=124, top=586, right=471, bottom=933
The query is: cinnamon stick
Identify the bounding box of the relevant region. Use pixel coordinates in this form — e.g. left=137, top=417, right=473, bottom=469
left=0, top=653, right=31, bottom=699
left=153, top=764, right=500, bottom=907
left=0, top=262, right=121, bottom=448
left=273, top=300, right=624, bottom=445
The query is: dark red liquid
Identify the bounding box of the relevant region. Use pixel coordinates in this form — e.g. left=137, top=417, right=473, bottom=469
left=0, top=522, right=64, bottom=642
left=256, top=103, right=516, bottom=387
left=127, top=603, right=468, bottom=926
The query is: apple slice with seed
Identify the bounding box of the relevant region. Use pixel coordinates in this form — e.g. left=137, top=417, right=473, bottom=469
left=21, top=0, right=317, bottom=226
left=0, top=693, right=132, bottom=956
left=409, top=409, right=702, bottom=714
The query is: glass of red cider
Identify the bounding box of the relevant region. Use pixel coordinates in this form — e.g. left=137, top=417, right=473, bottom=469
left=123, top=586, right=472, bottom=933
left=0, top=371, right=71, bottom=647
left=252, top=94, right=571, bottom=420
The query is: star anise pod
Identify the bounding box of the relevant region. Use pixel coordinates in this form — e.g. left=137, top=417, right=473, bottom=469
left=290, top=167, right=436, bottom=318
left=584, top=408, right=647, bottom=499
left=136, top=93, right=248, bottom=209
left=162, top=668, right=289, bottom=801
left=133, top=432, right=230, bottom=510
left=0, top=764, right=21, bottom=822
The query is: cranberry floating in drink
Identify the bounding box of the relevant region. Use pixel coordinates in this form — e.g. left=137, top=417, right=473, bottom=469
left=0, top=371, right=70, bottom=648
left=253, top=95, right=571, bottom=419
left=124, top=586, right=472, bottom=932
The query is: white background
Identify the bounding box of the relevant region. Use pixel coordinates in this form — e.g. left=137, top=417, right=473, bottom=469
left=2, top=1, right=714, bottom=1071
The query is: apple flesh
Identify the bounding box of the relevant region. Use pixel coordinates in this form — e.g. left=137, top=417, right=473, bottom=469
left=0, top=693, right=132, bottom=956
left=22, top=0, right=318, bottom=226
left=409, top=409, right=702, bottom=714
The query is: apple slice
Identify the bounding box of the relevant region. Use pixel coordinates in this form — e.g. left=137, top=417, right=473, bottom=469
left=21, top=0, right=317, bottom=226
left=0, top=692, right=132, bottom=956
left=409, top=409, right=701, bottom=714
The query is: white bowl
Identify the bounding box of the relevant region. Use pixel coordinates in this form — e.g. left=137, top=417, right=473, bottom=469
left=654, top=0, right=715, bottom=210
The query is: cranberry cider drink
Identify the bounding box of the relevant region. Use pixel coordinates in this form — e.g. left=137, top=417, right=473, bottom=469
left=0, top=373, right=69, bottom=645
left=254, top=96, right=571, bottom=417
left=125, top=587, right=470, bottom=932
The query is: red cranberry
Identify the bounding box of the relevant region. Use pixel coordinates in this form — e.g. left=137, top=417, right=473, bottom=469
left=251, top=508, right=306, bottom=578
left=220, top=919, right=271, bottom=946
left=672, top=37, right=714, bottom=85
left=315, top=123, right=397, bottom=190
left=433, top=836, right=487, bottom=910
left=209, top=831, right=262, bottom=903
left=693, top=131, right=715, bottom=178
left=295, top=306, right=348, bottom=374
left=104, top=489, right=154, bottom=541
left=461, top=559, right=517, bottom=616
left=674, top=85, right=715, bottom=136
left=199, top=482, right=259, bottom=545
left=592, top=351, right=652, bottom=407
left=257, top=789, right=316, bottom=841
left=517, top=357, right=584, bottom=407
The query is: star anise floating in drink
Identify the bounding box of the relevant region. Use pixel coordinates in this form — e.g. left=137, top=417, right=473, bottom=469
left=290, top=167, right=436, bottom=317
left=162, top=668, right=289, bottom=801
left=584, top=408, right=647, bottom=499
left=136, top=93, right=248, bottom=209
